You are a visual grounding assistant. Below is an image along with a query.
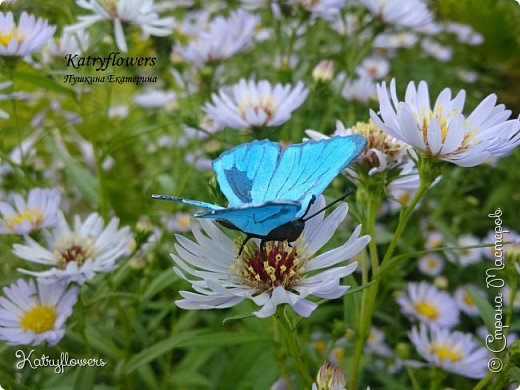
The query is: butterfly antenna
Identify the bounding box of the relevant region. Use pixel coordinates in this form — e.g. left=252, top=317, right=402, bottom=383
left=152, top=194, right=179, bottom=202
left=301, top=190, right=353, bottom=222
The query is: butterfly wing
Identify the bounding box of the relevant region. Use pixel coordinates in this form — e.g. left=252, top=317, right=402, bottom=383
left=212, top=140, right=281, bottom=207
left=194, top=201, right=301, bottom=237
left=212, top=136, right=366, bottom=215
left=152, top=194, right=224, bottom=210
left=261, top=135, right=366, bottom=213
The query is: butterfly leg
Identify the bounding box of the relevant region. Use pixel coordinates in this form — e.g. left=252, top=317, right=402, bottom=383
left=237, top=235, right=252, bottom=258
left=259, top=240, right=266, bottom=261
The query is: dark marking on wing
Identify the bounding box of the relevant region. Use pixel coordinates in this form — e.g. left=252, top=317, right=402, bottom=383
left=224, top=166, right=253, bottom=203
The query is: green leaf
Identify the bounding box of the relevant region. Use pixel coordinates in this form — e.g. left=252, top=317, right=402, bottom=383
left=85, top=322, right=125, bottom=360
left=14, top=71, right=76, bottom=100
left=466, top=286, right=496, bottom=335
left=142, top=269, right=175, bottom=300
left=46, top=138, right=99, bottom=206
left=125, top=331, right=269, bottom=374
left=222, top=312, right=255, bottom=325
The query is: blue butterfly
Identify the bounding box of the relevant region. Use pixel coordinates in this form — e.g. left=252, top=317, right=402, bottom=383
left=153, top=136, right=366, bottom=254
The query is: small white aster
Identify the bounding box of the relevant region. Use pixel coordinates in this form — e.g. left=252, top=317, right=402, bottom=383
left=365, top=326, right=393, bottom=357
left=172, top=196, right=370, bottom=318
left=0, top=188, right=61, bottom=235
left=176, top=9, right=259, bottom=67
left=444, top=22, right=484, bottom=46
left=355, top=56, right=390, bottom=80
left=409, top=325, right=490, bottom=379
left=421, top=38, right=452, bottom=62
left=373, top=32, right=418, bottom=49
left=204, top=79, right=308, bottom=130
left=363, top=0, right=432, bottom=29
left=425, top=231, right=445, bottom=250
left=0, top=12, right=56, bottom=57
left=397, top=281, right=460, bottom=328
left=13, top=211, right=133, bottom=284
left=67, top=0, right=174, bottom=52
left=134, top=89, right=177, bottom=109
left=0, top=278, right=78, bottom=346
left=294, top=0, right=346, bottom=21
left=163, top=211, right=192, bottom=233
left=371, top=79, right=520, bottom=167
left=418, top=254, right=444, bottom=277
left=454, top=286, right=484, bottom=316
left=457, top=69, right=478, bottom=84
left=341, top=76, right=377, bottom=104
left=456, top=234, right=483, bottom=266
left=41, top=29, right=90, bottom=64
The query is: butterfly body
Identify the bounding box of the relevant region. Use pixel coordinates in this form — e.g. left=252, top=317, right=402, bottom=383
left=154, top=136, right=367, bottom=248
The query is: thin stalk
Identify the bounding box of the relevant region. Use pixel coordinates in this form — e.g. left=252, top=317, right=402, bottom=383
left=276, top=307, right=313, bottom=387
left=405, top=366, right=421, bottom=390
left=472, top=371, right=495, bottom=390
left=273, top=314, right=292, bottom=390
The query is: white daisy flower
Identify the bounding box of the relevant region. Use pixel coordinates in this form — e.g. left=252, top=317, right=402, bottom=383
left=176, top=9, right=259, bottom=67
left=373, top=32, right=418, bottom=49
left=13, top=212, right=133, bottom=284
left=457, top=69, right=478, bottom=84
left=67, top=0, right=174, bottom=52
left=397, top=281, right=460, bottom=328
left=355, top=57, right=390, bottom=80
left=0, top=278, right=78, bottom=346
left=163, top=211, right=192, bottom=233
left=444, top=22, right=484, bottom=46
left=134, top=89, right=177, bottom=109
left=0, top=12, right=56, bottom=57
left=483, top=228, right=520, bottom=261
left=418, top=254, right=444, bottom=277
left=425, top=231, right=445, bottom=249
left=294, top=0, right=346, bottom=21
left=362, top=0, right=432, bottom=29
left=341, top=76, right=377, bottom=104
left=421, top=38, right=452, bottom=62
left=0, top=188, right=61, bottom=235
left=172, top=196, right=370, bottom=318
left=370, top=79, right=520, bottom=167
left=203, top=79, right=308, bottom=130
left=409, top=325, right=490, bottom=379
left=108, top=104, right=129, bottom=119
left=41, top=29, right=90, bottom=64
left=366, top=326, right=393, bottom=357
left=456, top=234, right=483, bottom=266
left=454, top=286, right=483, bottom=316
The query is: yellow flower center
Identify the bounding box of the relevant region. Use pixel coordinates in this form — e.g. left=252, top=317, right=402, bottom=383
left=426, top=258, right=438, bottom=269
left=237, top=94, right=277, bottom=125
left=350, top=120, right=405, bottom=167
left=314, top=340, right=327, bottom=354
left=3, top=208, right=44, bottom=233
left=333, top=347, right=345, bottom=361
left=463, top=293, right=473, bottom=306
left=429, top=344, right=463, bottom=363
left=19, top=305, right=57, bottom=334
left=414, top=301, right=439, bottom=320
left=54, top=233, right=96, bottom=269
left=0, top=28, right=26, bottom=47
left=231, top=239, right=307, bottom=290
left=178, top=215, right=191, bottom=229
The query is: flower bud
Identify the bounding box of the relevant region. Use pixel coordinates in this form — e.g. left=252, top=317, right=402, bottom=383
left=312, top=60, right=334, bottom=82
left=315, top=362, right=347, bottom=390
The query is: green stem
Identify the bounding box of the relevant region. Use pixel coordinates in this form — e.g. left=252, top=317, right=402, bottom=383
left=472, top=371, right=495, bottom=390
left=405, top=366, right=421, bottom=390
left=276, top=307, right=313, bottom=387
left=273, top=315, right=292, bottom=390
left=350, top=160, right=439, bottom=389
